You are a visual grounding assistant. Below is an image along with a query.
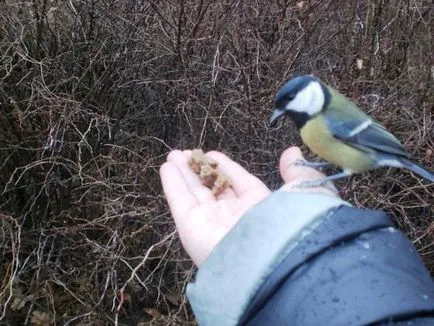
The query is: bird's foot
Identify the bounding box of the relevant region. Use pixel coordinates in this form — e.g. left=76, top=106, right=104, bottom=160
left=292, top=160, right=331, bottom=170
left=293, top=171, right=353, bottom=195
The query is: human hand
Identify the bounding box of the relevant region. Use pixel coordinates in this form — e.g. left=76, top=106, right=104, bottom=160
left=160, top=147, right=338, bottom=266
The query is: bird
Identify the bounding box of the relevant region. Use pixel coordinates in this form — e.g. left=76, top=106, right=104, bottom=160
left=270, top=75, right=434, bottom=187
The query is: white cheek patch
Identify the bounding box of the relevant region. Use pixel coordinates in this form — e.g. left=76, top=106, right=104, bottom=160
left=286, top=81, right=325, bottom=115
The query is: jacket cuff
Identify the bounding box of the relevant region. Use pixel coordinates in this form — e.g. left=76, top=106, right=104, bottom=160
left=186, top=191, right=349, bottom=325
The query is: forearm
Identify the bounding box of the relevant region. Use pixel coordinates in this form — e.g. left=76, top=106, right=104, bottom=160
left=186, top=192, right=434, bottom=325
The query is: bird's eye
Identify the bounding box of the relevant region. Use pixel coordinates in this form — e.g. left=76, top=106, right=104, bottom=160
left=287, top=94, right=295, bottom=101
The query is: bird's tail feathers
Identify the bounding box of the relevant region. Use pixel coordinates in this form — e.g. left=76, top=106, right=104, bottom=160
left=398, top=158, right=434, bottom=182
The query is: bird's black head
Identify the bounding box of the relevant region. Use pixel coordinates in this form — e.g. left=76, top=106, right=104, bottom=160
left=271, top=75, right=328, bottom=128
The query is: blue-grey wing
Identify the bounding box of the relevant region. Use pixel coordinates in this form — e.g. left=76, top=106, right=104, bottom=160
left=325, top=114, right=412, bottom=159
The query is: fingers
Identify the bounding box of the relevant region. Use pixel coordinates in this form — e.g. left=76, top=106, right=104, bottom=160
left=279, top=146, right=338, bottom=196
left=206, top=151, right=270, bottom=199
left=166, top=150, right=215, bottom=204
left=160, top=162, right=198, bottom=220
left=162, top=148, right=269, bottom=218
left=280, top=147, right=326, bottom=182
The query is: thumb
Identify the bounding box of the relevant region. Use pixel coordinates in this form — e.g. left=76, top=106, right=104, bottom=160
left=279, top=146, right=338, bottom=196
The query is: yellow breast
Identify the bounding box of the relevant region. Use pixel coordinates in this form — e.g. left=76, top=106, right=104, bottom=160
left=300, top=116, right=374, bottom=173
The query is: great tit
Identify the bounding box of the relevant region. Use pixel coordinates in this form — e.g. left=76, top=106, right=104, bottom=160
left=270, top=75, right=434, bottom=186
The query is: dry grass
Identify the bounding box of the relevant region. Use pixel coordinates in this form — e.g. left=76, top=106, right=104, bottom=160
left=0, top=0, right=432, bottom=324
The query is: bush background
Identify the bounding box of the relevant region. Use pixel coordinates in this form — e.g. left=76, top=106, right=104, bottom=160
left=0, top=0, right=432, bottom=324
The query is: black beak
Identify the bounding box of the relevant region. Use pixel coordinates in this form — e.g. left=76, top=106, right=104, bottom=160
left=270, top=109, right=285, bottom=124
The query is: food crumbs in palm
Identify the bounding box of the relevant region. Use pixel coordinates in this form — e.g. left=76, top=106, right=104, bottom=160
left=188, top=149, right=231, bottom=196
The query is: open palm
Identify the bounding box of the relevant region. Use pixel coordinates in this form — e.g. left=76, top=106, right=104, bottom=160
left=160, top=148, right=335, bottom=266
left=160, top=150, right=270, bottom=265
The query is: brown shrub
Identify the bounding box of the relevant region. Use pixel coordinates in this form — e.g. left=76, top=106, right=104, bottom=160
left=0, top=0, right=432, bottom=324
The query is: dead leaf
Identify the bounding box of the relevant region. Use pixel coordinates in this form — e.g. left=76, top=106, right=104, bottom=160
left=31, top=310, right=51, bottom=326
